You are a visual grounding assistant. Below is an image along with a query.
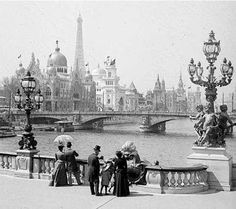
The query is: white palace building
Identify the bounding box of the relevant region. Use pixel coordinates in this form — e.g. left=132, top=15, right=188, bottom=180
left=91, top=56, right=139, bottom=112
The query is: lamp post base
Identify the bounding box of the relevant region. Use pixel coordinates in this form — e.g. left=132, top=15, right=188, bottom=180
left=14, top=149, right=39, bottom=179
left=187, top=146, right=232, bottom=191
left=18, top=131, right=37, bottom=150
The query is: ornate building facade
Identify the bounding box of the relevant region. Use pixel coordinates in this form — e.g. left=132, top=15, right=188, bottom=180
left=146, top=73, right=189, bottom=113
left=153, top=75, right=166, bottom=111
left=175, top=73, right=187, bottom=113
left=91, top=56, right=139, bottom=111
left=15, top=15, right=96, bottom=112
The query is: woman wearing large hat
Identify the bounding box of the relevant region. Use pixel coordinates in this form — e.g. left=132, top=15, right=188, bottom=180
left=49, top=142, right=68, bottom=187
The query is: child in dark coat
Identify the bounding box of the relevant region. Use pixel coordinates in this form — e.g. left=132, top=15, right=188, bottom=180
left=100, top=160, right=114, bottom=195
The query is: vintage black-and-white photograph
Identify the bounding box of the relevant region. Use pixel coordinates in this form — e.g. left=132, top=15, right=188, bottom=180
left=0, top=1, right=235, bottom=209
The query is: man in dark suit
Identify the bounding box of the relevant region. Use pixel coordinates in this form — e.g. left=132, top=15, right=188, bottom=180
left=87, top=145, right=102, bottom=196
left=65, top=142, right=82, bottom=185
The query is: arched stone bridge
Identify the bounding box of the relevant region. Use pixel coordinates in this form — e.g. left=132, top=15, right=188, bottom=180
left=13, top=111, right=188, bottom=124
left=12, top=111, right=189, bottom=131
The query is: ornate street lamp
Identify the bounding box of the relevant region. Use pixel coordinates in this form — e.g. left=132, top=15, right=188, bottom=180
left=14, top=71, right=43, bottom=150
left=188, top=30, right=233, bottom=113
left=188, top=31, right=234, bottom=147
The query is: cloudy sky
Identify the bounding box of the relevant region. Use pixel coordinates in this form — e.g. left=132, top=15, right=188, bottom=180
left=0, top=1, right=235, bottom=101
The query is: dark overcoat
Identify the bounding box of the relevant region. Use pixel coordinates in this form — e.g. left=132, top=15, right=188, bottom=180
left=114, top=157, right=130, bottom=197
left=65, top=149, right=79, bottom=172
left=87, top=153, right=100, bottom=182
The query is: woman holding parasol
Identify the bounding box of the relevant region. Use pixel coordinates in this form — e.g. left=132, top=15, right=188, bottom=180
left=49, top=135, right=74, bottom=187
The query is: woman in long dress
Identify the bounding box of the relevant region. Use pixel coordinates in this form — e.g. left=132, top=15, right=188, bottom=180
left=49, top=144, right=68, bottom=187
left=114, top=151, right=130, bottom=197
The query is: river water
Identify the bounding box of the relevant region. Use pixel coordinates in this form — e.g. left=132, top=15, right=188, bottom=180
left=0, top=118, right=235, bottom=166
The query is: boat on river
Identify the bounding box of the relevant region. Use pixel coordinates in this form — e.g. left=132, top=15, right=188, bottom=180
left=55, top=120, right=104, bottom=132
left=55, top=121, right=74, bottom=132
left=0, top=126, right=17, bottom=138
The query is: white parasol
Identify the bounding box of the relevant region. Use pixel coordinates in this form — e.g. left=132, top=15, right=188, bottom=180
left=53, top=134, right=74, bottom=146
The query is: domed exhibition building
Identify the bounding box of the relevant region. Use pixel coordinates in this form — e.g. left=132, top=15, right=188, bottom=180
left=15, top=15, right=97, bottom=112
left=14, top=15, right=141, bottom=113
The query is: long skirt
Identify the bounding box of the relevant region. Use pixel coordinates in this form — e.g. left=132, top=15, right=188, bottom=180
left=115, top=169, right=130, bottom=197
left=49, top=160, right=68, bottom=187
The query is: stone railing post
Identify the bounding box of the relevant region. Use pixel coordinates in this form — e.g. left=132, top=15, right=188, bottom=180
left=187, top=146, right=232, bottom=191
left=15, top=149, right=40, bottom=179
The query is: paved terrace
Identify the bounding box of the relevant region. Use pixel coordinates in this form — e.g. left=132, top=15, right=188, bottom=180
left=0, top=175, right=235, bottom=209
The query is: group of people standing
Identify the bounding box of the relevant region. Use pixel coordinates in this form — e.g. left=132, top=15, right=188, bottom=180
left=49, top=141, right=82, bottom=187
left=49, top=142, right=130, bottom=197
left=88, top=145, right=130, bottom=197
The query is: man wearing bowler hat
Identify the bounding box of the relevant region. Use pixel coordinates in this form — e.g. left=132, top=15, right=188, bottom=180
left=87, top=145, right=102, bottom=196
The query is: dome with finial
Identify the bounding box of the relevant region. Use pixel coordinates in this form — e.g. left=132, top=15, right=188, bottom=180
left=47, top=40, right=67, bottom=67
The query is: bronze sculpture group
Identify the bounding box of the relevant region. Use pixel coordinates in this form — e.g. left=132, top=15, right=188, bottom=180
left=190, top=104, right=235, bottom=147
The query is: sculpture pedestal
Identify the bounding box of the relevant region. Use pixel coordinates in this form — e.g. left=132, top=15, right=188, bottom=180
left=14, top=149, right=39, bottom=179
left=187, top=146, right=232, bottom=191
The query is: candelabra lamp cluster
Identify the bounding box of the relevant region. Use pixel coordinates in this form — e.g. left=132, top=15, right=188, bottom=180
left=187, top=31, right=234, bottom=147
left=14, top=71, right=43, bottom=150
left=188, top=31, right=234, bottom=113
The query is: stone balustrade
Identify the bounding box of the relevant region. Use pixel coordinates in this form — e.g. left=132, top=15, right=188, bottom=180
left=0, top=152, right=89, bottom=184
left=0, top=152, right=17, bottom=176
left=144, top=164, right=208, bottom=194
left=1, top=151, right=235, bottom=192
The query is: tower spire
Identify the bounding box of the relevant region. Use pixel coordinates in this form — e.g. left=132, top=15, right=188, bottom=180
left=73, top=14, right=85, bottom=80
left=178, top=71, right=184, bottom=89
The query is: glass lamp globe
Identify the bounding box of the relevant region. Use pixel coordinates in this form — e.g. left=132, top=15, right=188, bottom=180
left=21, top=71, right=36, bottom=94
left=203, top=31, right=221, bottom=64
left=35, top=89, right=44, bottom=105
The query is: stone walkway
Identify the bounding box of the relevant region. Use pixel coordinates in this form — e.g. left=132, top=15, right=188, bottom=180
left=0, top=175, right=235, bottom=209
